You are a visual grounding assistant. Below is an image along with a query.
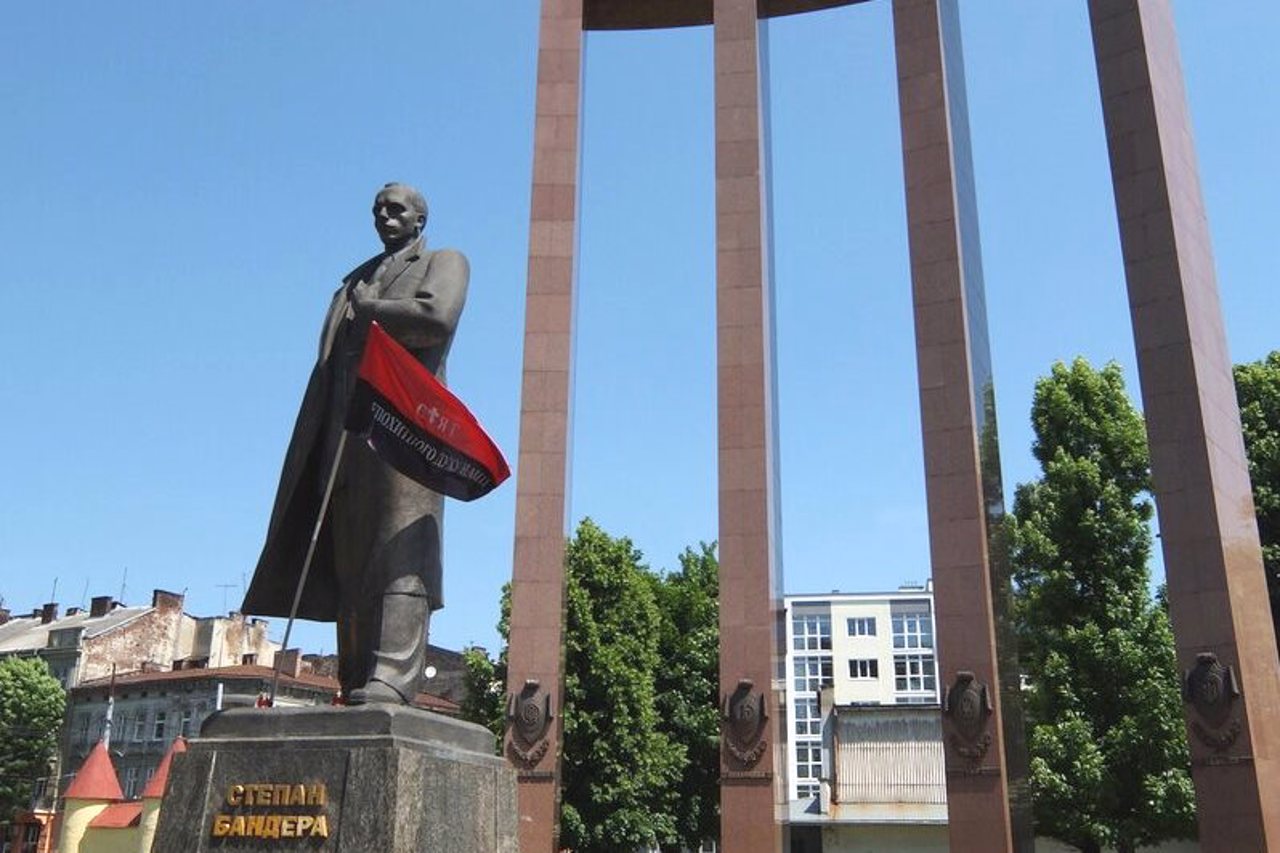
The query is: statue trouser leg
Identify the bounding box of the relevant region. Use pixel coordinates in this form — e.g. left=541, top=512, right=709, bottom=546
left=332, top=482, right=379, bottom=700
left=335, top=599, right=373, bottom=700
left=349, top=574, right=431, bottom=705
left=329, top=443, right=439, bottom=705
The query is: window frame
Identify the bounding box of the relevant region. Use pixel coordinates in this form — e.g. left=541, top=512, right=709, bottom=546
left=846, top=616, right=876, bottom=637
left=847, top=658, right=879, bottom=680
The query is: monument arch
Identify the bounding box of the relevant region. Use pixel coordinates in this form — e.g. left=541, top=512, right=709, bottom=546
left=504, top=2, right=1280, bottom=852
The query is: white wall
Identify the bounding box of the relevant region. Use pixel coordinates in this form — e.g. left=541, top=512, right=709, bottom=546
left=829, top=600, right=895, bottom=706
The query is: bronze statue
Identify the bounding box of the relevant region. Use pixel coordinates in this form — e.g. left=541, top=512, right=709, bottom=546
left=243, top=183, right=468, bottom=705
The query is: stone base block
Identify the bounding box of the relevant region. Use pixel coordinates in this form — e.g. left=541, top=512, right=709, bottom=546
left=151, top=705, right=516, bottom=853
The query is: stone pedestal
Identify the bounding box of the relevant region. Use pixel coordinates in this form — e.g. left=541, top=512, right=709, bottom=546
left=151, top=706, right=516, bottom=853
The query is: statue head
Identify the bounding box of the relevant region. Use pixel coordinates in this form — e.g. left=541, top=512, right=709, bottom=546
left=373, top=183, right=428, bottom=251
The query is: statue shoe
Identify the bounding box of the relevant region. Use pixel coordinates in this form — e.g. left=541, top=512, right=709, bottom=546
left=347, top=677, right=411, bottom=706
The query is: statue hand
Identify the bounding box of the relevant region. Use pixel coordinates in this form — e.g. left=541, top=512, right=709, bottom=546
left=349, top=288, right=375, bottom=319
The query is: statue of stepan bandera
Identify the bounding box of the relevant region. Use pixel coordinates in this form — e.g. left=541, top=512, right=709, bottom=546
left=243, top=183, right=508, bottom=706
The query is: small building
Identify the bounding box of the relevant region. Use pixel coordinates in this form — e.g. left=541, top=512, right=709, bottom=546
left=782, top=587, right=1200, bottom=853
left=62, top=659, right=461, bottom=800
left=0, top=805, right=54, bottom=853
left=0, top=591, right=280, bottom=853
left=0, top=590, right=278, bottom=690
left=48, top=663, right=459, bottom=853
left=62, top=661, right=342, bottom=800
left=787, top=698, right=947, bottom=853
left=55, top=736, right=188, bottom=853
left=784, top=584, right=939, bottom=803
left=784, top=585, right=944, bottom=851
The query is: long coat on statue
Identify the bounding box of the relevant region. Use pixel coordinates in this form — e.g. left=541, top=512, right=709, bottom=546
left=243, top=237, right=469, bottom=622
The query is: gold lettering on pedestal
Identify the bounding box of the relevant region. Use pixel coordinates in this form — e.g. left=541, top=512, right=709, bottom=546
left=210, top=782, right=330, bottom=839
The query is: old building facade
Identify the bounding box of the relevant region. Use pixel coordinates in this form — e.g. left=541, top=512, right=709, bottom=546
left=0, top=590, right=277, bottom=690
left=0, top=590, right=278, bottom=853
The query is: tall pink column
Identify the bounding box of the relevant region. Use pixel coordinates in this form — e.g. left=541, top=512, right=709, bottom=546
left=504, top=0, right=582, bottom=850
left=892, top=0, right=1030, bottom=849
left=1090, top=1, right=1280, bottom=848
left=713, top=1, right=787, bottom=851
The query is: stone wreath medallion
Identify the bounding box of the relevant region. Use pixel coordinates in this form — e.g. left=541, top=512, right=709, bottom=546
left=507, top=679, right=554, bottom=766
left=722, top=678, right=768, bottom=766
left=943, top=670, right=993, bottom=762
left=1184, top=652, right=1242, bottom=752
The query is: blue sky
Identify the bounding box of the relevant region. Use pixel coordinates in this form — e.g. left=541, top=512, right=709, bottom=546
left=1, top=3, right=1276, bottom=658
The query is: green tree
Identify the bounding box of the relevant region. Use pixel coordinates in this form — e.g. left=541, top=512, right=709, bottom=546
left=459, top=583, right=511, bottom=748
left=1009, top=359, right=1195, bottom=853
left=459, top=522, right=721, bottom=851
left=559, top=519, right=683, bottom=853
left=1233, top=351, right=1280, bottom=645
left=0, top=657, right=66, bottom=820
left=460, top=646, right=505, bottom=747
left=651, top=544, right=720, bottom=853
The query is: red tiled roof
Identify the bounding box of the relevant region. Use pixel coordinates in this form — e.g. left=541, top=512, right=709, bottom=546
left=77, top=663, right=459, bottom=712
left=76, top=664, right=339, bottom=692
left=141, top=736, right=187, bottom=799
left=89, top=801, right=142, bottom=828
left=412, top=692, right=461, bottom=714
left=63, top=741, right=123, bottom=801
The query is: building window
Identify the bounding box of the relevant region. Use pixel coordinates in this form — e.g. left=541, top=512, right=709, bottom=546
left=49, top=663, right=71, bottom=687
left=122, top=767, right=139, bottom=799
left=23, top=825, right=38, bottom=846
left=152, top=711, right=167, bottom=741
left=181, top=710, right=193, bottom=737
left=791, top=607, right=835, bottom=801
left=242, top=653, right=257, bottom=665
left=891, top=612, right=933, bottom=650
left=794, top=697, right=821, bottom=736
left=48, top=628, right=82, bottom=648
left=795, top=741, right=822, bottom=797
left=792, top=613, right=831, bottom=651
left=894, top=654, right=937, bottom=695
left=848, top=658, right=879, bottom=679
left=793, top=656, right=832, bottom=695
left=131, top=712, right=147, bottom=742
left=846, top=616, right=876, bottom=636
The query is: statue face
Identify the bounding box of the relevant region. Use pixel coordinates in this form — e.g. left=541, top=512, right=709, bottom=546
left=372, top=186, right=425, bottom=250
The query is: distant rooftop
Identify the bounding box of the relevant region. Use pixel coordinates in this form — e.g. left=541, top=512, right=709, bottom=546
left=75, top=663, right=338, bottom=693
left=89, top=802, right=142, bottom=828
left=73, top=664, right=461, bottom=715
left=787, top=580, right=934, bottom=601
left=0, top=604, right=150, bottom=654
left=141, top=737, right=187, bottom=799
left=63, top=740, right=123, bottom=801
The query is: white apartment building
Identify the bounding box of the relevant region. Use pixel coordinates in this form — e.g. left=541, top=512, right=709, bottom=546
left=784, top=582, right=938, bottom=802
left=781, top=585, right=1202, bottom=853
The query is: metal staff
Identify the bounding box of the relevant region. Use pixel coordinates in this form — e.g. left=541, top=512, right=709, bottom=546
left=267, top=431, right=349, bottom=706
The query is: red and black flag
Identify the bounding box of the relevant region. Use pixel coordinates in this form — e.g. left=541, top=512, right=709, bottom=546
left=344, top=322, right=510, bottom=501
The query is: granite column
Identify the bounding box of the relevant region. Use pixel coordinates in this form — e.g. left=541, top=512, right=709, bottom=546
left=714, top=1, right=787, bottom=851
left=892, top=0, right=1030, bottom=849
left=504, top=0, right=583, bottom=850
left=1090, top=1, right=1280, bottom=848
